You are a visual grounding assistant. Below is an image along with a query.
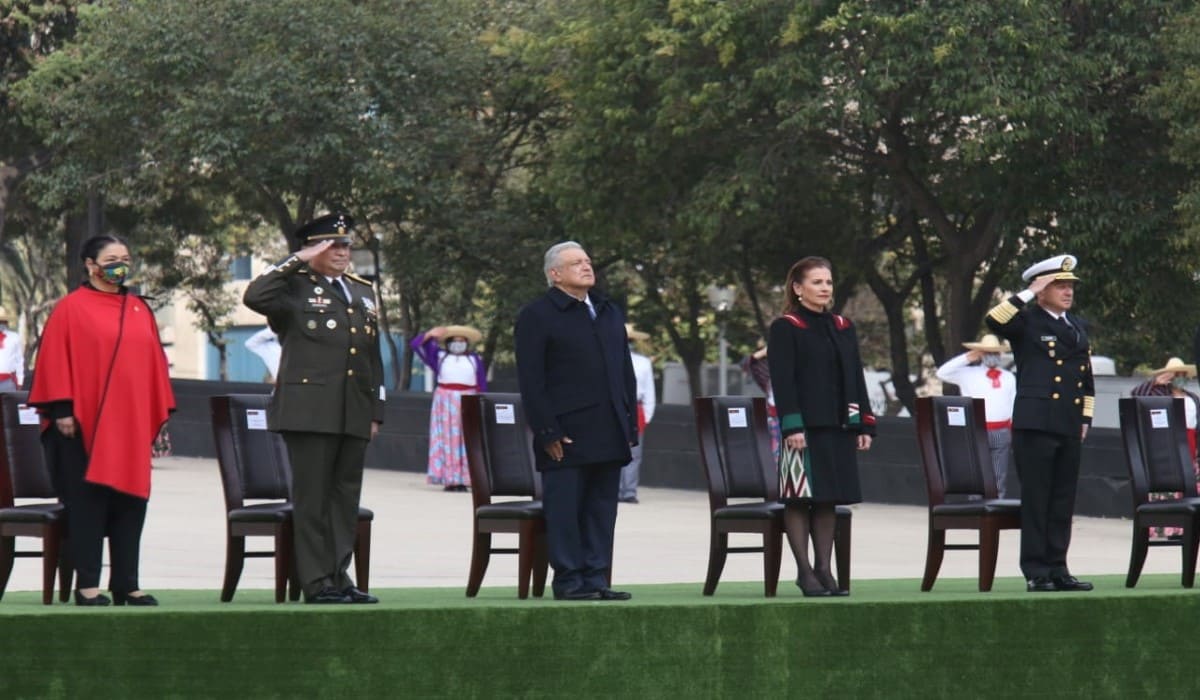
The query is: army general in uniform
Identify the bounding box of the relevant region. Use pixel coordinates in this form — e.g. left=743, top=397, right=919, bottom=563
left=986, top=254, right=1095, bottom=593
left=243, top=212, right=385, bottom=604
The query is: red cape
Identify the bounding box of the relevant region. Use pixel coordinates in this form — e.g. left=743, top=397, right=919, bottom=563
left=30, top=286, right=175, bottom=499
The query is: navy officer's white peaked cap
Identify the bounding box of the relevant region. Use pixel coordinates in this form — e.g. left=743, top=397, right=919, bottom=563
left=1021, top=254, right=1079, bottom=283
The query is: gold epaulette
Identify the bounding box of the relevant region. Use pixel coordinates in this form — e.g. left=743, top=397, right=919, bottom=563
left=1082, top=396, right=1095, bottom=418
left=344, top=272, right=374, bottom=287
left=987, top=300, right=1021, bottom=324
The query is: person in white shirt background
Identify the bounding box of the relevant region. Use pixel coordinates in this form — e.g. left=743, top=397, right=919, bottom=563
left=0, top=306, right=25, bottom=392
left=619, top=324, right=656, bottom=504
left=244, top=326, right=282, bottom=381
left=935, top=333, right=1017, bottom=497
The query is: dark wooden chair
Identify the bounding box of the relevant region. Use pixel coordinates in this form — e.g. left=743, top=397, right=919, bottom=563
left=694, top=396, right=851, bottom=597
left=1118, top=396, right=1200, bottom=587
left=0, top=392, right=72, bottom=605
left=211, top=394, right=373, bottom=602
left=914, top=396, right=1021, bottom=592
left=462, top=392, right=548, bottom=599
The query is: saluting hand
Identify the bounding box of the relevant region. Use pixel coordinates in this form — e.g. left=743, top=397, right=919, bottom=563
left=545, top=436, right=573, bottom=462
left=1027, top=274, right=1053, bottom=295
left=294, top=239, right=333, bottom=262
left=56, top=416, right=78, bottom=439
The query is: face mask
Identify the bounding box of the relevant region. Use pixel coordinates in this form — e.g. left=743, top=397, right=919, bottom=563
left=982, top=354, right=1001, bottom=368
left=1171, top=376, right=1189, bottom=390
left=96, top=261, right=130, bottom=286
left=448, top=340, right=468, bottom=354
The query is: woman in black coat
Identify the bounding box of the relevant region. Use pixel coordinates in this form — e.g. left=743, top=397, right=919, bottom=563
left=768, top=256, right=875, bottom=597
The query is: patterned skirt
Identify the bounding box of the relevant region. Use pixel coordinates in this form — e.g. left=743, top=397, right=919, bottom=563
left=426, top=386, right=476, bottom=486
left=779, top=426, right=862, bottom=505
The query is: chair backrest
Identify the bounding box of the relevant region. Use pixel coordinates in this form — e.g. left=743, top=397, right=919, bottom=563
left=462, top=392, right=539, bottom=507
left=210, top=394, right=292, bottom=509
left=693, top=395, right=778, bottom=509
left=1118, top=396, right=1197, bottom=503
left=915, top=396, right=996, bottom=505
left=0, top=392, right=57, bottom=506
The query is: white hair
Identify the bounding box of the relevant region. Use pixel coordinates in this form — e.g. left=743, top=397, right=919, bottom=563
left=543, top=241, right=585, bottom=287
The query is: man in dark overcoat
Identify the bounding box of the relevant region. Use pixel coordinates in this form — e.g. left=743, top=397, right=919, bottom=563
left=243, top=212, right=385, bottom=604
left=986, top=254, right=1095, bottom=593
left=515, top=241, right=637, bottom=601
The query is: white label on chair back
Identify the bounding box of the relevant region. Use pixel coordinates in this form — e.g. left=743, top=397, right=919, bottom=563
left=245, top=409, right=268, bottom=430
left=1150, top=408, right=1170, bottom=429
left=17, top=404, right=40, bottom=425
left=495, top=403, right=516, bottom=425
left=945, top=405, right=966, bottom=427
left=727, top=407, right=748, bottom=428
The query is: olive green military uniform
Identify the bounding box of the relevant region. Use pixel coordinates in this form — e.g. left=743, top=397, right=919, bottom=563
left=243, top=254, right=385, bottom=597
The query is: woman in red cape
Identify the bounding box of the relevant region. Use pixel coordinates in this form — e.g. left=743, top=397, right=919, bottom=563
left=29, top=235, right=175, bottom=606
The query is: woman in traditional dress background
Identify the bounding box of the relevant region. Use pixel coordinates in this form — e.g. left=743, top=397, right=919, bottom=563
left=768, top=256, right=874, bottom=597
left=29, top=234, right=175, bottom=606
left=410, top=325, right=487, bottom=491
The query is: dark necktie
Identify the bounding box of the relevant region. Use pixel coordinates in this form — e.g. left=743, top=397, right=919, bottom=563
left=329, top=278, right=348, bottom=303
left=1060, top=315, right=1078, bottom=342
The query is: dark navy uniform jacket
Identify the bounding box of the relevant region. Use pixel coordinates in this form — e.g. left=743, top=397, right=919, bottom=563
left=986, top=295, right=1094, bottom=437
left=515, top=287, right=637, bottom=471
left=243, top=255, right=386, bottom=440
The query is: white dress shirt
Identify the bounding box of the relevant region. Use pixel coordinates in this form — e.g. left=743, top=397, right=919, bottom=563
left=935, top=352, right=1016, bottom=425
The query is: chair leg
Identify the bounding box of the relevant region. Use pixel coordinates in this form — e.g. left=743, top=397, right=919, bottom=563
left=41, top=523, right=60, bottom=605
left=466, top=529, right=491, bottom=597
left=763, top=524, right=782, bottom=598
left=58, top=537, right=73, bottom=603
left=517, top=521, right=536, bottom=600
left=354, top=519, right=371, bottom=593
left=221, top=533, right=245, bottom=603
left=532, top=528, right=549, bottom=598
left=835, top=512, right=852, bottom=593
left=1126, top=522, right=1150, bottom=588
left=921, top=526, right=946, bottom=592
left=273, top=525, right=290, bottom=604
left=978, top=522, right=1001, bottom=592
left=703, top=527, right=728, bottom=596
left=0, top=535, right=14, bottom=602
left=1182, top=521, right=1199, bottom=588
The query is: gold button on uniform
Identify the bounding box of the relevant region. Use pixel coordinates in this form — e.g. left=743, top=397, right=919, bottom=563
left=1056, top=359, right=1063, bottom=366
left=1054, top=376, right=1061, bottom=383
left=1077, top=382, right=1083, bottom=388
left=1080, top=365, right=1086, bottom=371
left=348, top=308, right=355, bottom=315
left=1074, top=398, right=1081, bottom=405
left=350, top=348, right=358, bottom=355
left=302, top=378, right=309, bottom=383
left=1052, top=393, right=1060, bottom=399
left=347, top=369, right=355, bottom=376
left=351, top=327, right=358, bottom=334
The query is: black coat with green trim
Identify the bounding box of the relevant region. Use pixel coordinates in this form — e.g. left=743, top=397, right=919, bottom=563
left=243, top=255, right=385, bottom=439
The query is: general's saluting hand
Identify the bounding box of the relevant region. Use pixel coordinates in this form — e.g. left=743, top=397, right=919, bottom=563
left=294, top=239, right=334, bottom=262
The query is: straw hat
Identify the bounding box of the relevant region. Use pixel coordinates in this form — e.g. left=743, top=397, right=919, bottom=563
left=625, top=323, right=650, bottom=341
left=442, top=325, right=482, bottom=345
left=962, top=333, right=1009, bottom=353
left=1147, top=357, right=1197, bottom=378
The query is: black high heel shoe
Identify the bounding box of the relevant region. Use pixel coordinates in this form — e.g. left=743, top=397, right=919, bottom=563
left=816, top=571, right=849, bottom=597
left=74, top=590, right=112, bottom=607
left=113, top=591, right=159, bottom=606
left=796, top=577, right=833, bottom=598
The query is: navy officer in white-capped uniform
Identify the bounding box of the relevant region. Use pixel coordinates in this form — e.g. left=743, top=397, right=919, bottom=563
left=986, top=254, right=1095, bottom=592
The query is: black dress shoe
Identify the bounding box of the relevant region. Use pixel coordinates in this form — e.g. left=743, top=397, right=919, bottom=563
left=1026, top=576, right=1056, bottom=592
left=1052, top=575, right=1094, bottom=591
left=305, top=586, right=353, bottom=604
left=553, top=588, right=601, bottom=601
left=341, top=587, right=379, bottom=604
left=74, top=590, right=112, bottom=607
left=596, top=587, right=632, bottom=601
left=619, top=496, right=639, bottom=504
left=113, top=591, right=159, bottom=606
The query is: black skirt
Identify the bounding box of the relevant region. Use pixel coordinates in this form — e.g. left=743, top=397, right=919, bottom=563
left=779, top=426, right=862, bottom=505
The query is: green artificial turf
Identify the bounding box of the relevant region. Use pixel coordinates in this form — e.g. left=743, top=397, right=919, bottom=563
left=1, top=575, right=1196, bottom=698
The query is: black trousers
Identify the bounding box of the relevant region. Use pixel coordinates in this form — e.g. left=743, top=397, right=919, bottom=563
left=1012, top=428, right=1081, bottom=579
left=541, top=463, right=621, bottom=596
left=43, top=428, right=148, bottom=593
left=281, top=431, right=367, bottom=597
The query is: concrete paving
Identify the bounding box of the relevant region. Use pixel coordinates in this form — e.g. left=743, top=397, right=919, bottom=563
left=3, top=455, right=1179, bottom=594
